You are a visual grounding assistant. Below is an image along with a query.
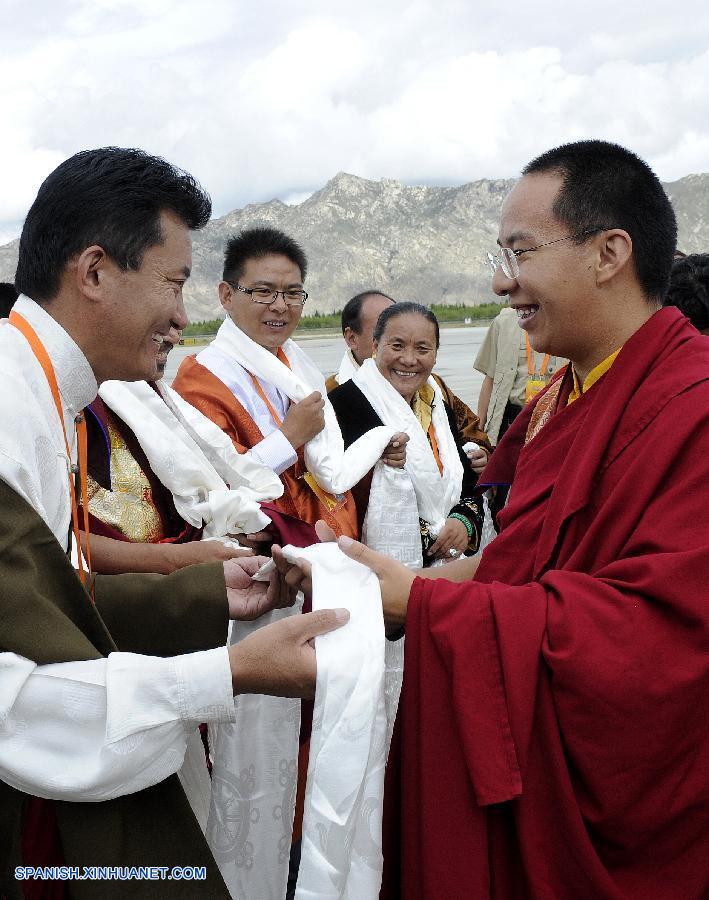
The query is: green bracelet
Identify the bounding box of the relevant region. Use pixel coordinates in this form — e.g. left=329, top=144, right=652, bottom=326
left=448, top=512, right=473, bottom=538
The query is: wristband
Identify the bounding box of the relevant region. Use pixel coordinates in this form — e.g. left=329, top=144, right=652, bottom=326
left=448, top=512, right=473, bottom=538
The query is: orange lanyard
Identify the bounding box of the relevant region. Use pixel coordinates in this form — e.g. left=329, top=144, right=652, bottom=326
left=427, top=424, right=444, bottom=476
left=10, top=311, right=94, bottom=599
left=525, top=333, right=550, bottom=378
left=248, top=374, right=285, bottom=427
left=246, top=348, right=291, bottom=427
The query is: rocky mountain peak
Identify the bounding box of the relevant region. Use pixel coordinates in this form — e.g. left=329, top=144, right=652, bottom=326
left=1, top=172, right=707, bottom=320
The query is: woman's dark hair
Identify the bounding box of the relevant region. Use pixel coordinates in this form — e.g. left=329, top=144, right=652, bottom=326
left=223, top=227, right=308, bottom=283
left=523, top=139, right=677, bottom=301
left=15, top=147, right=212, bottom=302
left=373, top=301, right=440, bottom=348
left=663, top=253, right=709, bottom=331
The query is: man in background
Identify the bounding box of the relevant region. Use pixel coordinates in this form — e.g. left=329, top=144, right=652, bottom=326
left=475, top=305, right=565, bottom=444
left=663, top=252, right=709, bottom=333
left=325, top=289, right=395, bottom=391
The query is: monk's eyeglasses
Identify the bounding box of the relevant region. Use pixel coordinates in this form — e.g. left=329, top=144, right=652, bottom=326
left=228, top=281, right=308, bottom=308
left=487, top=227, right=605, bottom=280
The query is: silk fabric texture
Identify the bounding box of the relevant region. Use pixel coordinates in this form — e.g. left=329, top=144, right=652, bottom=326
left=95, top=380, right=286, bottom=834
left=98, top=379, right=283, bottom=537
left=217, top=544, right=386, bottom=900
left=211, top=317, right=396, bottom=494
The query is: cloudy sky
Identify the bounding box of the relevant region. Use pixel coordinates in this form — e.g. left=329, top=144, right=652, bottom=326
left=2, top=0, right=708, bottom=243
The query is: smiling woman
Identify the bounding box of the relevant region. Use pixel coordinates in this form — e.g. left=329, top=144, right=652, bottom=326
left=329, top=302, right=487, bottom=563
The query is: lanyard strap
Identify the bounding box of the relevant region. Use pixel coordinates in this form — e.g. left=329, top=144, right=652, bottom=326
left=9, top=311, right=94, bottom=599
left=246, top=347, right=292, bottom=428
left=427, top=424, right=444, bottom=476
left=248, top=373, right=285, bottom=427
left=525, top=332, right=550, bottom=378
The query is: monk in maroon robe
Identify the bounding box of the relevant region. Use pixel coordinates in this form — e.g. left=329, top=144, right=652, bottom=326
left=275, top=140, right=709, bottom=899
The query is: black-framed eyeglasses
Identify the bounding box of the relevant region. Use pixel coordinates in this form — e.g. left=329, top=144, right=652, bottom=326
left=227, top=281, right=308, bottom=308
left=487, top=227, right=605, bottom=279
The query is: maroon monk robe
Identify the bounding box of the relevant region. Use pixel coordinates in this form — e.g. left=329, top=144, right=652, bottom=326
left=395, top=308, right=709, bottom=899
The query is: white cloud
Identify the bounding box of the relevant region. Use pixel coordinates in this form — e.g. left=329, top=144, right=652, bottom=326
left=1, top=0, right=708, bottom=239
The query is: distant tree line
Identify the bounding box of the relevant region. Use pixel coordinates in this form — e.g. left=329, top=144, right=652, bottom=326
left=182, top=303, right=505, bottom=336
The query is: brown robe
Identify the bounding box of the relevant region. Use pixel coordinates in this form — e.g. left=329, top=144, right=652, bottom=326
left=0, top=478, right=231, bottom=899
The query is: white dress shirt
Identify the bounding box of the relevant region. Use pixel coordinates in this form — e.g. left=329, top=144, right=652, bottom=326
left=0, top=295, right=234, bottom=801
left=196, top=344, right=298, bottom=475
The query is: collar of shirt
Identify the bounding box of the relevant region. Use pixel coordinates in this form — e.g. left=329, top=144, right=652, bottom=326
left=14, top=294, right=98, bottom=418
left=568, top=348, right=621, bottom=405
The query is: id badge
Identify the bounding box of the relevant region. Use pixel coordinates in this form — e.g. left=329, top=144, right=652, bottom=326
left=525, top=377, right=548, bottom=403
left=302, top=471, right=347, bottom=513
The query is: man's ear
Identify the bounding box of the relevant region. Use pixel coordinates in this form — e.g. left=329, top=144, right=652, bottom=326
left=74, top=245, right=110, bottom=301
left=343, top=326, right=358, bottom=350
left=596, top=229, right=633, bottom=287
left=218, top=281, right=233, bottom=312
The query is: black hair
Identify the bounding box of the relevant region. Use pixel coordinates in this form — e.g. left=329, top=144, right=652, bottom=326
left=222, top=227, right=308, bottom=283
left=663, top=253, right=709, bottom=331
left=0, top=282, right=18, bottom=318
left=15, top=148, right=211, bottom=303
left=341, top=290, right=395, bottom=335
left=522, top=140, right=677, bottom=301
left=373, top=301, right=440, bottom=348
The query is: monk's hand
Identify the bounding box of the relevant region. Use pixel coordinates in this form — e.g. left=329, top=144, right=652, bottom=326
left=465, top=443, right=489, bottom=475
left=228, top=608, right=349, bottom=698
left=230, top=529, right=274, bottom=556
left=337, top=535, right=414, bottom=627
left=225, top=555, right=291, bottom=620
left=381, top=431, right=409, bottom=468
left=272, top=544, right=312, bottom=600
left=172, top=539, right=253, bottom=570
left=268, top=522, right=338, bottom=602
left=428, top=517, right=469, bottom=562
left=280, top=391, right=326, bottom=449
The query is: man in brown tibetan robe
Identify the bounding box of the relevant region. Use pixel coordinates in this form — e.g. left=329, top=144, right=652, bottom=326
left=0, top=148, right=346, bottom=900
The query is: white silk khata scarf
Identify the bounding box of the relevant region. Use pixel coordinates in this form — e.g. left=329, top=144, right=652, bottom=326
left=211, top=317, right=396, bottom=493
left=352, top=359, right=465, bottom=751
left=98, top=379, right=287, bottom=835
left=98, top=379, right=283, bottom=537
left=334, top=348, right=360, bottom=385
left=233, top=543, right=386, bottom=900
left=352, top=359, right=464, bottom=534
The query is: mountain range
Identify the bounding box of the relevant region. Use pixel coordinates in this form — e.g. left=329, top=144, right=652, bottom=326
left=1, top=171, right=708, bottom=321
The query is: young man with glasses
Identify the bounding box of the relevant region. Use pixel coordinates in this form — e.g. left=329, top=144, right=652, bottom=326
left=173, top=226, right=402, bottom=899
left=174, top=226, right=365, bottom=548
left=277, top=140, right=709, bottom=899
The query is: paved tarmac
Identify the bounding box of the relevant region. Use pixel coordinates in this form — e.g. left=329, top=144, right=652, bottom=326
left=166, top=324, right=490, bottom=412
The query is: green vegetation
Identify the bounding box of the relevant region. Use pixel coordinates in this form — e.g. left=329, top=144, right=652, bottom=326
left=183, top=318, right=225, bottom=336
left=183, top=303, right=505, bottom=337
left=430, top=302, right=505, bottom=323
